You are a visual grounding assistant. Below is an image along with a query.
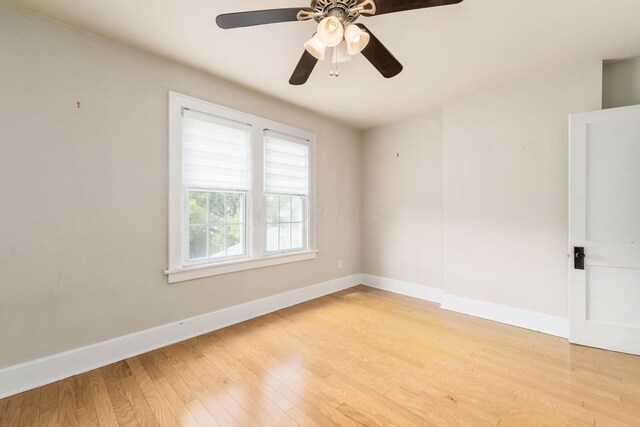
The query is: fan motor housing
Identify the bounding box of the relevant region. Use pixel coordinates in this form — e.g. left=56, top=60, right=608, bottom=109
left=311, top=0, right=361, bottom=23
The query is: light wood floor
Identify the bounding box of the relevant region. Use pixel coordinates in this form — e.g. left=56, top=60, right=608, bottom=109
left=1, top=286, right=640, bottom=426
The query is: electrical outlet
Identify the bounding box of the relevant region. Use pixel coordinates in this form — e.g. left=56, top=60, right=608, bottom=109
left=338, top=260, right=343, bottom=269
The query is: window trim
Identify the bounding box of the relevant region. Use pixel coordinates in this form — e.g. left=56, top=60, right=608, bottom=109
left=166, top=92, right=316, bottom=283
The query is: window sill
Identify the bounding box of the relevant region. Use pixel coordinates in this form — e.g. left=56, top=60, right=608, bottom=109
left=164, top=250, right=319, bottom=284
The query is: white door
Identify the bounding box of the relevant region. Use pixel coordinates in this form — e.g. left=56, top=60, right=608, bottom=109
left=569, top=104, right=640, bottom=355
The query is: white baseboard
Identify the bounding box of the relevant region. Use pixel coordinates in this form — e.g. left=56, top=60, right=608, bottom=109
left=0, top=274, right=360, bottom=400
left=440, top=294, right=569, bottom=338
left=360, top=274, right=568, bottom=338
left=360, top=274, right=443, bottom=303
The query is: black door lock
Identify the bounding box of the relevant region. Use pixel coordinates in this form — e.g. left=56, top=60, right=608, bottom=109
left=574, top=247, right=585, bottom=270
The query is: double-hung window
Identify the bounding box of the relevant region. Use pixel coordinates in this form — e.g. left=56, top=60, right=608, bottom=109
left=182, top=110, right=250, bottom=263
left=167, top=92, right=316, bottom=283
left=264, top=132, right=310, bottom=254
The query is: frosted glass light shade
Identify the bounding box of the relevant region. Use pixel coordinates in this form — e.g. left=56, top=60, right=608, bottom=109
left=335, top=41, right=352, bottom=63
left=317, top=16, right=344, bottom=47
left=304, top=34, right=326, bottom=60
left=345, top=25, right=370, bottom=55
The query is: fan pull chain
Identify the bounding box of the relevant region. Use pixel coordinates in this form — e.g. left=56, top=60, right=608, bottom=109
left=329, top=47, right=339, bottom=77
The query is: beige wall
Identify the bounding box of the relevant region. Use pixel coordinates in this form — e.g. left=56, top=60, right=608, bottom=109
left=361, top=64, right=602, bottom=318
left=442, top=63, right=602, bottom=317
left=361, top=111, right=443, bottom=288
left=0, top=4, right=362, bottom=368
left=603, top=57, right=640, bottom=109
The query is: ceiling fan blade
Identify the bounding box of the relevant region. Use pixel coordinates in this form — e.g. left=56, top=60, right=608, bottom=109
left=356, top=24, right=403, bottom=79
left=216, top=8, right=312, bottom=29
left=290, top=51, right=319, bottom=85
left=369, top=0, right=463, bottom=16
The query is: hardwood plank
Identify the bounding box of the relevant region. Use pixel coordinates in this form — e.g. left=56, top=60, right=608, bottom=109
left=154, top=345, right=234, bottom=426
left=17, top=388, right=40, bottom=427
left=0, top=391, right=23, bottom=426
left=223, top=377, right=298, bottom=426
left=101, top=364, right=140, bottom=427
left=286, top=407, right=321, bottom=427
left=72, top=374, right=99, bottom=426
left=138, top=353, right=165, bottom=381
left=152, top=377, right=200, bottom=427
left=38, top=382, right=59, bottom=427
left=236, top=356, right=338, bottom=426
left=0, top=398, right=6, bottom=421
left=181, top=375, right=236, bottom=426
left=185, top=399, right=220, bottom=427
left=86, top=369, right=119, bottom=427
left=126, top=357, right=180, bottom=427
left=115, top=360, right=160, bottom=426
left=57, top=378, right=78, bottom=427
left=149, top=350, right=197, bottom=405
left=198, top=374, right=261, bottom=427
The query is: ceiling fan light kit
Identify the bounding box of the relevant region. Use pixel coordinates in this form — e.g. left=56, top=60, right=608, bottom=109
left=304, top=34, right=327, bottom=60
left=216, top=0, right=464, bottom=85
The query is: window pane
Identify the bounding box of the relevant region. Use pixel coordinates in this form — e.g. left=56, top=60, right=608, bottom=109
left=208, top=192, right=225, bottom=224
left=226, top=193, right=243, bottom=224
left=189, top=226, right=207, bottom=259
left=208, top=225, right=225, bottom=258
left=279, top=196, right=291, bottom=222
left=264, top=194, right=307, bottom=253
left=226, top=225, right=243, bottom=255
left=266, top=195, right=278, bottom=223
left=291, top=223, right=303, bottom=249
left=266, top=224, right=279, bottom=252
left=279, top=223, right=291, bottom=250
left=188, top=190, right=247, bottom=262
left=292, top=196, right=303, bottom=222
left=189, top=192, right=207, bottom=224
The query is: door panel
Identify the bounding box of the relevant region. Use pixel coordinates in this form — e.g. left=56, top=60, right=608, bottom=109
left=586, top=121, right=640, bottom=243
left=587, top=266, right=640, bottom=327
left=570, top=104, right=640, bottom=355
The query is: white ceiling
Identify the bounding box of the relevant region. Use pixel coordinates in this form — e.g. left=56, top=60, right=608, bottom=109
left=8, top=0, right=640, bottom=129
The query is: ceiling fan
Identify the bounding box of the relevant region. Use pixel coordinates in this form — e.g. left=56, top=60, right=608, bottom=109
left=216, top=0, right=464, bottom=85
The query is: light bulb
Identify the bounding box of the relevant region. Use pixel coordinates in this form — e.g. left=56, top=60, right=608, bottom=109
left=344, top=25, right=370, bottom=55
left=317, top=17, right=344, bottom=47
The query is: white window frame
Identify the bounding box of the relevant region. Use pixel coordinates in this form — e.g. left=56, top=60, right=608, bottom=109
left=165, top=92, right=317, bottom=283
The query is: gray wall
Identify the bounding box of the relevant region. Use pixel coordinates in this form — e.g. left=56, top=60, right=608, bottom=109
left=0, top=4, right=362, bottom=368
left=361, top=111, right=443, bottom=288
left=603, top=57, right=640, bottom=109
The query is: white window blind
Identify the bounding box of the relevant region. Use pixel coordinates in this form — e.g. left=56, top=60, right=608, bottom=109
left=182, top=109, right=251, bottom=190
left=264, top=132, right=309, bottom=195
